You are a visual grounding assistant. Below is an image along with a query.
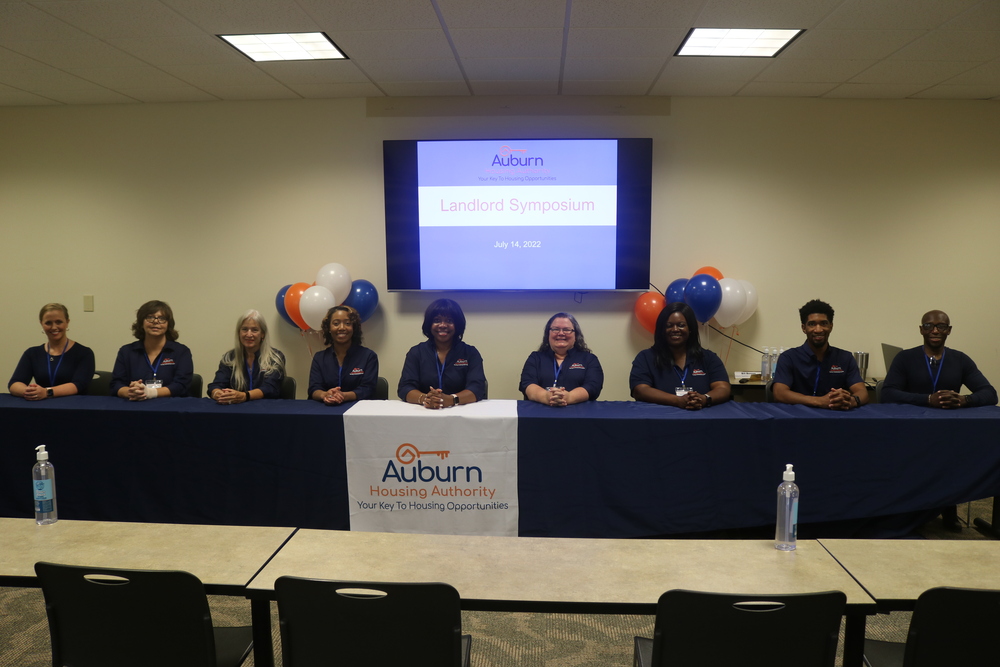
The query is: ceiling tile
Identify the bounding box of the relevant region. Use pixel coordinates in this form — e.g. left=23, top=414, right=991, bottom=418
left=563, top=57, right=665, bottom=81
left=822, top=82, right=929, bottom=98
left=658, top=56, right=771, bottom=82
left=569, top=0, right=703, bottom=29
left=889, top=30, right=1000, bottom=61
left=738, top=81, right=839, bottom=96
left=851, top=60, right=984, bottom=85
left=160, top=0, right=319, bottom=33
left=451, top=28, right=563, bottom=59
left=782, top=29, right=925, bottom=60
left=197, top=83, right=299, bottom=100
left=754, top=58, right=879, bottom=82
left=30, top=0, right=203, bottom=39
left=461, top=58, right=561, bottom=81
left=560, top=79, right=652, bottom=95
left=696, top=0, right=844, bottom=29
left=0, top=64, right=102, bottom=92
left=106, top=36, right=247, bottom=66
left=819, top=0, right=981, bottom=30
left=2, top=38, right=147, bottom=69
left=436, top=0, right=566, bottom=29
left=296, top=0, right=442, bottom=31
left=648, top=79, right=745, bottom=96
left=566, top=28, right=684, bottom=58
left=358, top=59, right=465, bottom=82
left=284, top=82, right=385, bottom=98
left=0, top=2, right=91, bottom=41
left=911, top=83, right=1000, bottom=99
left=942, top=2, right=1000, bottom=30
left=469, top=80, right=559, bottom=95
left=114, top=86, right=220, bottom=102
left=380, top=81, right=471, bottom=96
left=0, top=85, right=61, bottom=105
left=256, top=60, right=370, bottom=85
left=332, top=29, right=453, bottom=61
left=159, top=62, right=282, bottom=87
left=44, top=88, right=142, bottom=104
left=62, top=65, right=192, bottom=89
left=944, top=59, right=1000, bottom=85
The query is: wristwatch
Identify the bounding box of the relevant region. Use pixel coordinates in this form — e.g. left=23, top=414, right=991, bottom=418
left=46, top=388, right=54, bottom=398
left=704, top=395, right=713, bottom=407
left=853, top=395, right=862, bottom=408
left=451, top=394, right=460, bottom=407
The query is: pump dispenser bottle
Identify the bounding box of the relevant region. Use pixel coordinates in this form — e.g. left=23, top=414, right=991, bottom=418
left=32, top=445, right=57, bottom=525
left=775, top=463, right=798, bottom=551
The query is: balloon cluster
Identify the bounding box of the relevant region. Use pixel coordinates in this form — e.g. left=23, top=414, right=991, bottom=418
left=634, top=266, right=758, bottom=333
left=275, top=263, right=379, bottom=331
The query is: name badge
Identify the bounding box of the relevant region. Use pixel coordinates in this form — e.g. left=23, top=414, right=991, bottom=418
left=146, top=379, right=163, bottom=390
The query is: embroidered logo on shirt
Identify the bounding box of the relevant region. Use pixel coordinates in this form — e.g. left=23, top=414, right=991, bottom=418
left=160, top=358, right=175, bottom=365
left=569, top=362, right=585, bottom=370
left=692, top=368, right=706, bottom=376
left=349, top=367, right=364, bottom=376
left=454, top=358, right=469, bottom=367
left=829, top=365, right=845, bottom=373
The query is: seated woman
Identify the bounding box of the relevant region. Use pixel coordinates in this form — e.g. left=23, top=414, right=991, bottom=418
left=630, top=302, right=731, bottom=409
left=519, top=312, right=603, bottom=406
left=8, top=303, right=95, bottom=400
left=110, top=300, right=193, bottom=399
left=208, top=309, right=286, bottom=404
left=309, top=305, right=378, bottom=405
left=398, top=298, right=486, bottom=409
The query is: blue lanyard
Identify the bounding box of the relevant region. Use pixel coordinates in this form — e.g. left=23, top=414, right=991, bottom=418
left=673, top=364, right=689, bottom=386
left=435, top=353, right=446, bottom=390
left=46, top=342, right=69, bottom=387
left=812, top=363, right=822, bottom=396
left=338, top=356, right=344, bottom=388
left=145, top=350, right=163, bottom=379
left=246, top=359, right=255, bottom=390
left=925, top=349, right=946, bottom=392
left=552, top=356, right=563, bottom=386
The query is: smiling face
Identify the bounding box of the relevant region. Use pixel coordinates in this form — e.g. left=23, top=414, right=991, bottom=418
left=664, top=311, right=690, bottom=348
left=547, top=317, right=576, bottom=355
left=240, top=318, right=263, bottom=353
left=328, top=309, right=355, bottom=347
left=143, top=311, right=168, bottom=338
left=801, top=312, right=832, bottom=350
left=431, top=315, right=455, bottom=346
left=920, top=310, right=951, bottom=352
left=41, top=309, right=69, bottom=345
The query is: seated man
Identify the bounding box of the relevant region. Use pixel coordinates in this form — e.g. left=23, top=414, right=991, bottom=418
left=882, top=309, right=998, bottom=532
left=773, top=299, right=868, bottom=410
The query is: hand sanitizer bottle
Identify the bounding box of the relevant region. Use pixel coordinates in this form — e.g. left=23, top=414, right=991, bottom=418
left=32, top=445, right=58, bottom=525
left=775, top=463, right=798, bottom=551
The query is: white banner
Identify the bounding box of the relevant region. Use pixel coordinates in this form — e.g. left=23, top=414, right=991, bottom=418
left=343, top=400, right=518, bottom=536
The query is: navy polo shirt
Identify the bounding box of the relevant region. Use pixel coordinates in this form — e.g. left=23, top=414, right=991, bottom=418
left=8, top=343, right=96, bottom=393
left=308, top=345, right=379, bottom=400
left=629, top=348, right=728, bottom=396
left=397, top=340, right=486, bottom=400
left=207, top=349, right=286, bottom=399
left=519, top=347, right=603, bottom=400
left=772, top=342, right=863, bottom=396
left=110, top=340, right=193, bottom=397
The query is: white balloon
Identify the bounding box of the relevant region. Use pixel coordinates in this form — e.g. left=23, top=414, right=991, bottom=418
left=736, top=280, right=759, bottom=325
left=315, top=263, right=353, bottom=305
left=714, top=278, right=747, bottom=328
left=299, top=285, right=336, bottom=331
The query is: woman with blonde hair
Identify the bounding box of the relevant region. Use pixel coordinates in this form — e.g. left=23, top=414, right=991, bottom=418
left=8, top=303, right=95, bottom=399
left=208, top=309, right=286, bottom=404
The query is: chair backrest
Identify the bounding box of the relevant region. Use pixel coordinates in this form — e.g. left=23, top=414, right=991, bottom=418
left=34, top=561, right=218, bottom=667
left=764, top=379, right=775, bottom=403
left=275, top=577, right=465, bottom=667
left=649, top=589, right=846, bottom=667
left=903, top=586, right=1000, bottom=667
left=375, top=376, right=388, bottom=400
left=280, top=375, right=297, bottom=399
left=188, top=373, right=203, bottom=398
left=86, top=370, right=113, bottom=397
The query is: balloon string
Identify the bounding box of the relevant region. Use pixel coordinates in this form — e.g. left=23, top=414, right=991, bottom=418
left=302, top=329, right=315, bottom=359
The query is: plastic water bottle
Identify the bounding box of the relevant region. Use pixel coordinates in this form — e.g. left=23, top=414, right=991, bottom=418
left=775, top=463, right=798, bottom=551
left=772, top=348, right=783, bottom=380
left=32, top=445, right=58, bottom=525
left=761, top=347, right=771, bottom=382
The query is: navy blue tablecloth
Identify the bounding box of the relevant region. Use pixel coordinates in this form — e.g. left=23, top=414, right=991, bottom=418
left=3, top=395, right=999, bottom=537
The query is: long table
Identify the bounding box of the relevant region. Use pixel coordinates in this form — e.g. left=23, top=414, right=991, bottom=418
left=3, top=395, right=999, bottom=538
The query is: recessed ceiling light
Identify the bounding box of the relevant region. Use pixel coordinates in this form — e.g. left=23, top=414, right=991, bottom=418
left=219, top=32, right=347, bottom=62
left=675, top=28, right=803, bottom=57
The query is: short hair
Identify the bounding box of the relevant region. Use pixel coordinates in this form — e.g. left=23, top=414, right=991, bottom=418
left=222, top=309, right=285, bottom=391
left=538, top=312, right=591, bottom=354
left=39, top=303, right=69, bottom=321
left=652, top=302, right=704, bottom=369
left=421, top=299, right=466, bottom=341
left=321, top=305, right=363, bottom=347
left=131, top=300, right=179, bottom=341
left=798, top=299, right=834, bottom=325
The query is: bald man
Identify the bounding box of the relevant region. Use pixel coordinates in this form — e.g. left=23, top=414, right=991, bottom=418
left=882, top=309, right=997, bottom=532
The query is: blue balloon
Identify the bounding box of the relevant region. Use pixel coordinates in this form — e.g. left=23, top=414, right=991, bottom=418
left=342, top=279, right=379, bottom=322
left=274, top=284, right=296, bottom=328
left=683, top=274, right=722, bottom=323
left=665, top=278, right=688, bottom=304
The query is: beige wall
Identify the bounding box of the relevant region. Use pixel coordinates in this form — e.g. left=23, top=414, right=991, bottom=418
left=2, top=96, right=998, bottom=400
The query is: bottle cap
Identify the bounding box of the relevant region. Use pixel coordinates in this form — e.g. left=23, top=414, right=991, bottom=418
left=35, top=445, right=48, bottom=461
left=783, top=463, right=795, bottom=481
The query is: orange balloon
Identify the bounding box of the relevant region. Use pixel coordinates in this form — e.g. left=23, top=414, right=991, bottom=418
left=284, top=282, right=312, bottom=331
left=634, top=292, right=665, bottom=334
left=692, top=266, right=724, bottom=281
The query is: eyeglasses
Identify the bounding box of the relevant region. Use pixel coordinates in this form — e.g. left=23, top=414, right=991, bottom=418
left=921, top=323, right=951, bottom=332
left=144, top=316, right=168, bottom=324
left=664, top=323, right=688, bottom=330
left=549, top=327, right=575, bottom=334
